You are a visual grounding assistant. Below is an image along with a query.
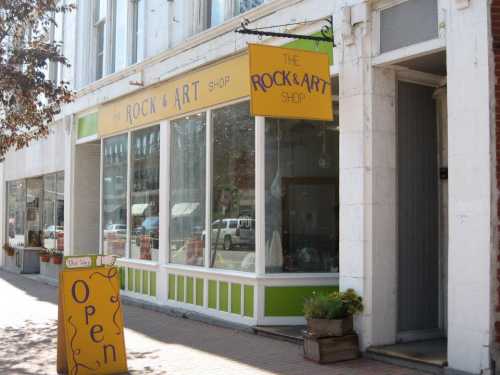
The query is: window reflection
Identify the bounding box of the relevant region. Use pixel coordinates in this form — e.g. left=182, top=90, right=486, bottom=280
left=265, top=112, right=339, bottom=273
left=42, top=173, right=64, bottom=251
left=170, top=113, right=206, bottom=266
left=26, top=178, right=43, bottom=247
left=211, top=102, right=255, bottom=272
left=235, top=0, right=264, bottom=14
left=112, top=0, right=128, bottom=72
left=7, top=180, right=25, bottom=247
left=103, top=134, right=128, bottom=258
left=208, top=0, right=225, bottom=27
left=130, top=126, right=160, bottom=261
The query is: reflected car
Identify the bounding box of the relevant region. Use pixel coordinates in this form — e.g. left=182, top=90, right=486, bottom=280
left=43, top=225, right=64, bottom=239
left=103, top=224, right=127, bottom=237
left=202, top=218, right=255, bottom=251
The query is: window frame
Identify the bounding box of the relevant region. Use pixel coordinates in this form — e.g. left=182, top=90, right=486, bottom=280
left=93, top=0, right=107, bottom=80
left=129, top=124, right=161, bottom=261
left=130, top=0, right=145, bottom=65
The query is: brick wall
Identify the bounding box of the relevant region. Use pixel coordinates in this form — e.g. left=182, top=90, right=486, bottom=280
left=493, top=0, right=500, bottom=346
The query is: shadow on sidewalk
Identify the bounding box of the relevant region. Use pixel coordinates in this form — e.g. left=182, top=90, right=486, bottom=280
left=0, top=320, right=58, bottom=375
left=0, top=269, right=420, bottom=375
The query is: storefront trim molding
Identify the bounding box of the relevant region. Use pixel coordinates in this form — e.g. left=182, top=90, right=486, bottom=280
left=162, top=298, right=257, bottom=326
left=116, top=257, right=160, bottom=271
left=371, top=37, right=445, bottom=67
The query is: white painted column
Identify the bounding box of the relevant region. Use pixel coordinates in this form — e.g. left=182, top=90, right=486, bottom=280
left=446, top=1, right=493, bottom=373
left=335, top=1, right=397, bottom=349
left=64, top=115, right=75, bottom=255
left=157, top=120, right=169, bottom=304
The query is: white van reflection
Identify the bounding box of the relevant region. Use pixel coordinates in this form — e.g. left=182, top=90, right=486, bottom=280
left=202, top=217, right=255, bottom=250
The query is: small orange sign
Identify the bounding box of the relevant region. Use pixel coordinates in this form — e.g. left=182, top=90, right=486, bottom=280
left=248, top=44, right=333, bottom=121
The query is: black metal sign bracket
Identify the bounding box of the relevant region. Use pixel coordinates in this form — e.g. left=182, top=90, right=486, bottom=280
left=235, top=16, right=334, bottom=47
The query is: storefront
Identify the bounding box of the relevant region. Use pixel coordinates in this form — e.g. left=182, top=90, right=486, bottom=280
left=72, top=45, right=340, bottom=326
left=1, top=119, right=67, bottom=281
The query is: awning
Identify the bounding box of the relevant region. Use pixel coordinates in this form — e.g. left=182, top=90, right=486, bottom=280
left=171, top=202, right=200, bottom=218
left=132, top=203, right=149, bottom=216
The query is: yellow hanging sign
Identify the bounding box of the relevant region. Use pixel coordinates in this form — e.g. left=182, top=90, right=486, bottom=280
left=57, top=260, right=127, bottom=375
left=248, top=44, right=333, bottom=121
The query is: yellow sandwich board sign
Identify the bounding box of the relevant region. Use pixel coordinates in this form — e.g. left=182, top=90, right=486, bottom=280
left=248, top=43, right=333, bottom=121
left=57, top=255, right=127, bottom=375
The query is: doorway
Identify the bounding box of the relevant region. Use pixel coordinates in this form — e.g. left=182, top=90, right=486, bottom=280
left=397, top=80, right=445, bottom=341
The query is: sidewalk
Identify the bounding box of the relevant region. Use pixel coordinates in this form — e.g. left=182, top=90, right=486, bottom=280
left=0, top=269, right=426, bottom=375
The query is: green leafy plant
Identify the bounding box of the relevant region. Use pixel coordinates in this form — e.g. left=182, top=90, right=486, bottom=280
left=304, top=289, right=363, bottom=320
left=304, top=293, right=347, bottom=320
left=339, top=288, right=363, bottom=315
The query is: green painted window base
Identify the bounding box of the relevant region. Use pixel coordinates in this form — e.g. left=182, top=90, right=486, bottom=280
left=166, top=274, right=254, bottom=318
left=264, top=285, right=338, bottom=317
left=231, top=283, right=241, bottom=315
left=119, top=267, right=125, bottom=290
left=123, top=267, right=157, bottom=298
left=208, top=280, right=217, bottom=309
left=243, top=285, right=254, bottom=318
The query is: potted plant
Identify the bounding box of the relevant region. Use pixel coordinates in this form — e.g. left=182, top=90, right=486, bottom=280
left=304, top=289, right=363, bottom=336
left=3, top=243, right=15, bottom=257
left=39, top=249, right=50, bottom=263
left=303, top=289, right=363, bottom=364
left=50, top=250, right=63, bottom=265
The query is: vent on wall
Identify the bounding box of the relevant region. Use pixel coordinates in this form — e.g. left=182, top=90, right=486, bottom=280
left=380, top=0, right=438, bottom=54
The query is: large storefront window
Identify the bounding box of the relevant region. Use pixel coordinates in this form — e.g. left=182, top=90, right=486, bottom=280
left=170, top=113, right=206, bottom=266
left=6, top=180, right=26, bottom=247
left=103, top=134, right=128, bottom=257
left=6, top=174, right=64, bottom=250
left=43, top=172, right=64, bottom=250
left=211, top=102, right=255, bottom=272
left=42, top=172, right=65, bottom=251
left=26, top=177, right=43, bottom=247
left=42, top=174, right=56, bottom=248
left=56, top=172, right=65, bottom=248
left=130, top=126, right=160, bottom=261
left=265, top=116, right=339, bottom=273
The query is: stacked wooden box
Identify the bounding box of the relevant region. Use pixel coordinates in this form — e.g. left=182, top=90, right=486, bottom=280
left=303, top=331, right=360, bottom=364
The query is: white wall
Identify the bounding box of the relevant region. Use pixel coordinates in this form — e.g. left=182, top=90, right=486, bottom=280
left=64, top=0, right=335, bottom=116
left=3, top=122, right=66, bottom=182
left=72, top=142, right=100, bottom=255
left=446, top=1, right=493, bottom=373
left=335, top=0, right=398, bottom=348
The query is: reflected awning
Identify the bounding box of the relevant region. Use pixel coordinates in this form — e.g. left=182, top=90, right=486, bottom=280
left=132, top=203, right=149, bottom=216
left=171, top=202, right=200, bottom=218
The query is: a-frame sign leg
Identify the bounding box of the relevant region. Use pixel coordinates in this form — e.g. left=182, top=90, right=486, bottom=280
left=57, top=273, right=68, bottom=374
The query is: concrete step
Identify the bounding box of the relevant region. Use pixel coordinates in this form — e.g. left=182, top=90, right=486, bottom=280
left=366, top=340, right=447, bottom=375
left=253, top=325, right=305, bottom=344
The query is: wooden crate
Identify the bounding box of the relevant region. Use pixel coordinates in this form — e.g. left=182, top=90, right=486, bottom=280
left=303, top=333, right=360, bottom=364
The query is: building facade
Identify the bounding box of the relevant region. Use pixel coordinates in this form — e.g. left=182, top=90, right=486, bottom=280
left=0, top=0, right=498, bottom=374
